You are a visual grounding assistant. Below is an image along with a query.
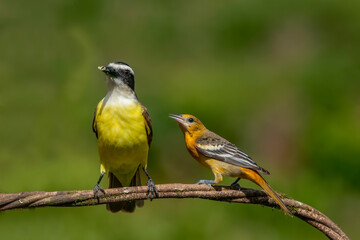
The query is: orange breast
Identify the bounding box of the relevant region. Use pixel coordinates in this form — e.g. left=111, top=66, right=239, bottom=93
left=185, top=133, right=200, bottom=159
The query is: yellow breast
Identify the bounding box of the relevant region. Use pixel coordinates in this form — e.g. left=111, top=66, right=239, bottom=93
left=95, top=98, right=148, bottom=185
left=97, top=101, right=147, bottom=147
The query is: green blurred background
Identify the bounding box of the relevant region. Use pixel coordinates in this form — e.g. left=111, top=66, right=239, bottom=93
left=1, top=0, right=359, bottom=239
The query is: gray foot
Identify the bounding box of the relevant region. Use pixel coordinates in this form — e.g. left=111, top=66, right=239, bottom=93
left=93, top=184, right=105, bottom=202
left=143, top=167, right=159, bottom=200
left=195, top=180, right=215, bottom=190
left=93, top=171, right=105, bottom=202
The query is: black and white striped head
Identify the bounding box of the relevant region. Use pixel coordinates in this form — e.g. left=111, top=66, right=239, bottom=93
left=98, top=62, right=135, bottom=90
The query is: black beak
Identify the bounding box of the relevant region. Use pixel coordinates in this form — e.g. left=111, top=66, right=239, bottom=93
left=98, top=65, right=118, bottom=77
left=98, top=66, right=110, bottom=73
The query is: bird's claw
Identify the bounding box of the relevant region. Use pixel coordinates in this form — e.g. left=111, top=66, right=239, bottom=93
left=230, top=178, right=241, bottom=190
left=93, top=184, right=105, bottom=203
left=230, top=183, right=242, bottom=190
left=146, top=179, right=159, bottom=201
left=195, top=180, right=215, bottom=190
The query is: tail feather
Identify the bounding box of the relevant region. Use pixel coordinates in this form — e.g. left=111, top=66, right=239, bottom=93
left=132, top=168, right=144, bottom=208
left=106, top=172, right=129, bottom=213
left=106, top=168, right=143, bottom=213
left=258, top=166, right=270, bottom=175
left=242, top=168, right=292, bottom=216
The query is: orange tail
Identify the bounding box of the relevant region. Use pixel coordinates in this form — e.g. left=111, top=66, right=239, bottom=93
left=241, top=168, right=292, bottom=216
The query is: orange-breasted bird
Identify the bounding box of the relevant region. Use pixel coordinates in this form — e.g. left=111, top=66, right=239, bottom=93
left=169, top=114, right=291, bottom=215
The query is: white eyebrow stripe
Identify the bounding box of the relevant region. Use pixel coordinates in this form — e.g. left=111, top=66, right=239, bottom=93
left=108, top=63, right=135, bottom=75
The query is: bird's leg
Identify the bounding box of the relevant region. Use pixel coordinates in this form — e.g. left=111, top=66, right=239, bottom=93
left=195, top=180, right=215, bottom=190
left=93, top=171, right=106, bottom=202
left=230, top=177, right=242, bottom=190
left=143, top=167, right=159, bottom=200
left=196, top=172, right=222, bottom=190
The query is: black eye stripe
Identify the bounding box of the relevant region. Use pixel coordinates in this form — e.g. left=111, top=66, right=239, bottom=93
left=120, top=68, right=133, bottom=76
left=107, top=68, right=119, bottom=76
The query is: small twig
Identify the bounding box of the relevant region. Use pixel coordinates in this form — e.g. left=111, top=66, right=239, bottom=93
left=0, top=184, right=349, bottom=240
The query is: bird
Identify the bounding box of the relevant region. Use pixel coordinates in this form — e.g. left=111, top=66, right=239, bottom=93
left=169, top=113, right=292, bottom=215
left=92, top=61, right=158, bottom=213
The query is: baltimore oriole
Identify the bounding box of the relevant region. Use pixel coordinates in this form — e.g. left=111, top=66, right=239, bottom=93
left=93, top=61, right=158, bottom=213
left=170, top=113, right=291, bottom=215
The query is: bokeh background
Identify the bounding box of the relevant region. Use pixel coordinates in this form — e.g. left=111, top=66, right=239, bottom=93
left=1, top=0, right=359, bottom=239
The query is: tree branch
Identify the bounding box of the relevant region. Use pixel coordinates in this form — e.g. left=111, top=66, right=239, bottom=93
left=0, top=184, right=348, bottom=240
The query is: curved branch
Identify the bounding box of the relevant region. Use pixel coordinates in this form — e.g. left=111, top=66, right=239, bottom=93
left=0, top=184, right=349, bottom=240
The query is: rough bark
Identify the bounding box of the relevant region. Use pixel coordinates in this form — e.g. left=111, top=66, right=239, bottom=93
left=0, top=184, right=349, bottom=240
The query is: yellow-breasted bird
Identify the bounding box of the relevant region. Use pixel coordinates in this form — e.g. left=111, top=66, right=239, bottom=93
left=169, top=114, right=292, bottom=215
left=93, top=61, right=158, bottom=213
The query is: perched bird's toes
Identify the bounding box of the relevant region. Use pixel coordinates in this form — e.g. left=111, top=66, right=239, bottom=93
left=230, top=183, right=242, bottom=190
left=146, top=179, right=158, bottom=200
left=195, top=180, right=204, bottom=185
left=195, top=180, right=214, bottom=190
left=93, top=184, right=105, bottom=202
left=230, top=178, right=241, bottom=190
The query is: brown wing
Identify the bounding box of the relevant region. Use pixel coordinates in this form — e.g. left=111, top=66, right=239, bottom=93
left=92, top=106, right=98, bottom=139
left=141, top=104, right=153, bottom=148
left=196, top=131, right=270, bottom=175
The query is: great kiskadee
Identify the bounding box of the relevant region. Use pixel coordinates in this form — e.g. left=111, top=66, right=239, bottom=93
left=92, top=61, right=158, bottom=213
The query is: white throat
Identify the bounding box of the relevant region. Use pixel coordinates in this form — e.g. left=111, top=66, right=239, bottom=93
left=104, top=76, right=138, bottom=107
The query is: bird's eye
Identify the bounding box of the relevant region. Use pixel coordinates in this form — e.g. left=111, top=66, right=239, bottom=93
left=188, top=117, right=194, bottom=123
left=124, top=70, right=130, bottom=75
